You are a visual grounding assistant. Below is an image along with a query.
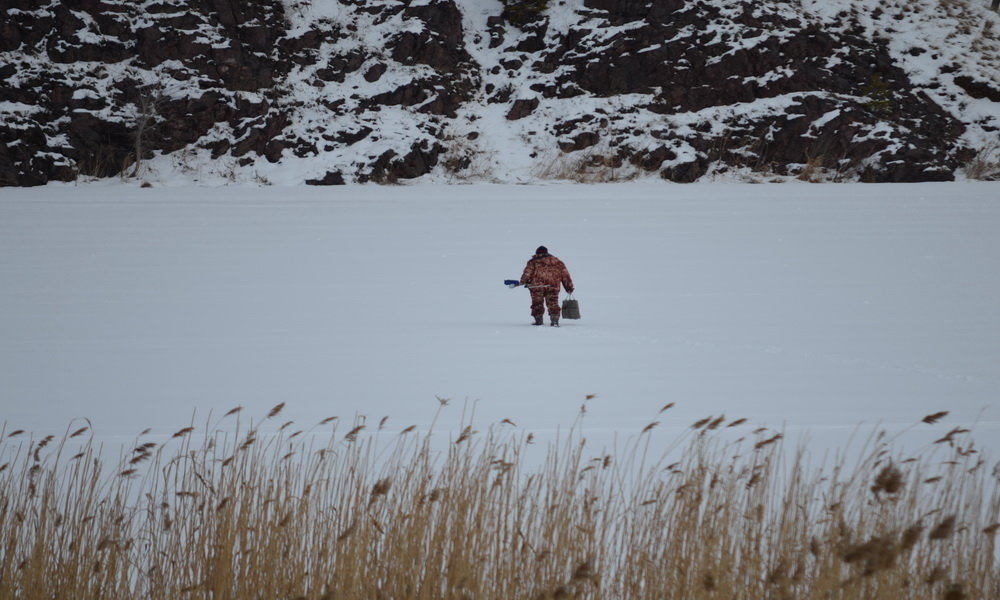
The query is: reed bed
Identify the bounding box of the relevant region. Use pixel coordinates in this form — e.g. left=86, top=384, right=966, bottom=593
left=1, top=402, right=998, bottom=600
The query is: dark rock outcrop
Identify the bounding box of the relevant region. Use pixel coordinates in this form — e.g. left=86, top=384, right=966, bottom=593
left=0, top=0, right=994, bottom=185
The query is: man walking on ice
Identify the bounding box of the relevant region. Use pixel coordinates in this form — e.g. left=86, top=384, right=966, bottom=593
left=520, top=246, right=574, bottom=327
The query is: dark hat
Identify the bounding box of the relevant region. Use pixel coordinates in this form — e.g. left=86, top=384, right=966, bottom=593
left=535, top=245, right=548, bottom=254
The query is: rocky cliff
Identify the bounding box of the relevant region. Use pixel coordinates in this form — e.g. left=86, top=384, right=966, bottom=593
left=2, top=0, right=999, bottom=186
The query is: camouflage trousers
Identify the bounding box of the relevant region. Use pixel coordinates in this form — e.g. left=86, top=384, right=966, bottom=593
left=529, top=286, right=561, bottom=318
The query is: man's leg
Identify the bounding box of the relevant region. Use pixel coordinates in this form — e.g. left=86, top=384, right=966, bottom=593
left=530, top=288, right=545, bottom=325
left=545, top=290, right=561, bottom=326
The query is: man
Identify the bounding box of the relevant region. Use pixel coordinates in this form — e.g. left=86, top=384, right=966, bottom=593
left=520, top=245, right=574, bottom=327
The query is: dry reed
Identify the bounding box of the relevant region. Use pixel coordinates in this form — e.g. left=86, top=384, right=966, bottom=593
left=1, top=406, right=997, bottom=599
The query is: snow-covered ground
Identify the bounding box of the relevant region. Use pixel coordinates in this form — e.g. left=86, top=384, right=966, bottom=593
left=2, top=182, right=999, bottom=461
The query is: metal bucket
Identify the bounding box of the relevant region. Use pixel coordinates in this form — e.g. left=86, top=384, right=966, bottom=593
left=561, top=297, right=581, bottom=319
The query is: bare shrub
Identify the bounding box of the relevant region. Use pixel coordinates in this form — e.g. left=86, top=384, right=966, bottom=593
left=441, top=133, right=498, bottom=182
left=964, top=141, right=1000, bottom=180
left=534, top=150, right=640, bottom=183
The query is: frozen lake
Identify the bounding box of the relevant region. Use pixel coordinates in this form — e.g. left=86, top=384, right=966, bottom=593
left=2, top=182, right=998, bottom=460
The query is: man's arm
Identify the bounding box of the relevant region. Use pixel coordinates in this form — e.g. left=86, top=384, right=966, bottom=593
left=561, top=262, right=574, bottom=293
left=520, top=261, right=534, bottom=286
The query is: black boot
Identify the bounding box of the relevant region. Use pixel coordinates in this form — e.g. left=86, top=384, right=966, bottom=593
left=550, top=317, right=559, bottom=327
left=533, top=315, right=544, bottom=326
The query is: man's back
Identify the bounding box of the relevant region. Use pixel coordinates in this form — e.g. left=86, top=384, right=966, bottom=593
left=522, top=253, right=572, bottom=290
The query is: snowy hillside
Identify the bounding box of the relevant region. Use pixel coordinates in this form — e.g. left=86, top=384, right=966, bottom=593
left=1, top=0, right=998, bottom=186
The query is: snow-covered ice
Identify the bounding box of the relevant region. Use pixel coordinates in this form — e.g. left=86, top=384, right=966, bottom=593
left=1, top=182, right=998, bottom=459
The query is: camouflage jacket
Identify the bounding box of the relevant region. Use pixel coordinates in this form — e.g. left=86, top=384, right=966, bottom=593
left=520, top=253, right=574, bottom=292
